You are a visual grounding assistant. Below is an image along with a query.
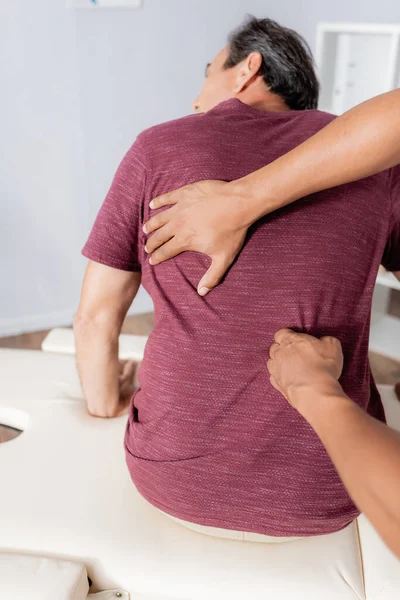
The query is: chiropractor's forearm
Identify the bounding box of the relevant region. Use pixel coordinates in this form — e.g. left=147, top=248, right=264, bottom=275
left=297, top=385, right=400, bottom=558
left=268, top=329, right=400, bottom=557
left=234, top=89, right=400, bottom=224
left=74, top=316, right=121, bottom=417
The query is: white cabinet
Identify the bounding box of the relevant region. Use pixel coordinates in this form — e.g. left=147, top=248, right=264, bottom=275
left=371, top=272, right=400, bottom=362
left=317, top=23, right=400, bottom=361
left=316, top=23, right=400, bottom=114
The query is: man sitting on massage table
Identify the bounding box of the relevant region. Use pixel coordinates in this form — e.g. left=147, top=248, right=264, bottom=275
left=75, top=17, right=400, bottom=541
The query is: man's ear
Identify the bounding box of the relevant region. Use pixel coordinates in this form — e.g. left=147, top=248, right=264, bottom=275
left=233, top=51, right=263, bottom=93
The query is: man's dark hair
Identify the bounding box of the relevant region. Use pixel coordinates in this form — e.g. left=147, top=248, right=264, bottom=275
left=224, top=16, right=319, bottom=110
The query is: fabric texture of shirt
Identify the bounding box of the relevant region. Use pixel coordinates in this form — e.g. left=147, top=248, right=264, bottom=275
left=83, top=99, right=400, bottom=536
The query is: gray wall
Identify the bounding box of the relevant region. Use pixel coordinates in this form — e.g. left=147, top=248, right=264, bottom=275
left=1, top=0, right=400, bottom=335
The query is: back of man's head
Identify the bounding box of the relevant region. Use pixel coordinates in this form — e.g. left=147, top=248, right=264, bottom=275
left=225, top=17, right=319, bottom=110
left=193, top=16, right=319, bottom=113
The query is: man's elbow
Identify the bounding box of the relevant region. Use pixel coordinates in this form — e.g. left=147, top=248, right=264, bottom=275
left=73, top=310, right=120, bottom=342
left=73, top=313, right=93, bottom=339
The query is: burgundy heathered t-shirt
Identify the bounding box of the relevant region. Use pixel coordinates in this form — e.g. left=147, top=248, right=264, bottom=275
left=83, top=99, right=400, bottom=536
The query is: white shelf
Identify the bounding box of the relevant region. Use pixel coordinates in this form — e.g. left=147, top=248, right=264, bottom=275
left=376, top=271, right=400, bottom=291
left=316, top=22, right=400, bottom=114
left=371, top=273, right=400, bottom=362
left=370, top=314, right=400, bottom=362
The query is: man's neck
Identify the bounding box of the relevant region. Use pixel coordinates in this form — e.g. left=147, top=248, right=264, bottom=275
left=249, top=98, right=292, bottom=113
left=238, top=92, right=291, bottom=113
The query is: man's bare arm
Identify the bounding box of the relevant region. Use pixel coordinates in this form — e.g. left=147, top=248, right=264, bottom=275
left=144, top=89, right=400, bottom=295
left=74, top=261, right=141, bottom=418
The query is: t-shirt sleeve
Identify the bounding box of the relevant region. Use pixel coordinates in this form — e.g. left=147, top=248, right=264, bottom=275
left=82, top=139, right=146, bottom=272
left=381, top=166, right=400, bottom=272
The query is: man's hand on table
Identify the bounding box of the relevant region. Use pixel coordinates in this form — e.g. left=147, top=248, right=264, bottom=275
left=119, top=360, right=138, bottom=400
left=267, top=329, right=345, bottom=417
left=86, top=360, right=138, bottom=419
left=143, top=180, right=249, bottom=296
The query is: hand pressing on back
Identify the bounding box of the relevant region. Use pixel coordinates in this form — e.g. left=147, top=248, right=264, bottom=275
left=143, top=180, right=249, bottom=296
left=267, top=329, right=344, bottom=415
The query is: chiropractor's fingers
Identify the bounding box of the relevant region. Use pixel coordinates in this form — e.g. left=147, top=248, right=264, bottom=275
left=149, top=238, right=185, bottom=265
left=150, top=189, right=185, bottom=210
left=267, top=330, right=344, bottom=405
left=267, top=347, right=284, bottom=393
left=269, top=342, right=280, bottom=358
left=274, top=328, right=298, bottom=345
left=266, top=358, right=274, bottom=376
left=320, top=335, right=344, bottom=377
left=197, top=230, right=247, bottom=296
left=145, top=223, right=175, bottom=255
left=274, top=328, right=321, bottom=347
left=269, top=376, right=280, bottom=391
left=321, top=335, right=341, bottom=346
left=266, top=360, right=280, bottom=389
left=197, top=253, right=235, bottom=296
left=143, top=206, right=174, bottom=235
left=269, top=377, right=279, bottom=391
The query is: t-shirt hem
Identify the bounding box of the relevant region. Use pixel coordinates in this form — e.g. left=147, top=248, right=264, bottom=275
left=82, top=245, right=141, bottom=272
left=131, top=477, right=359, bottom=538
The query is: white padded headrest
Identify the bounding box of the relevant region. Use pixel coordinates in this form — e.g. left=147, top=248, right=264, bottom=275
left=0, top=552, right=88, bottom=600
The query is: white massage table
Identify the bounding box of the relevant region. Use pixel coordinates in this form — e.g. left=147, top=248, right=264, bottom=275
left=0, top=328, right=399, bottom=599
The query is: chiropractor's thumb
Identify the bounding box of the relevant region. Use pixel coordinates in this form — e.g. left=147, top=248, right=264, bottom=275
left=197, top=253, right=232, bottom=296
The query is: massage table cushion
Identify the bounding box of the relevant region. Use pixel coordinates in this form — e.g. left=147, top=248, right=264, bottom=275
left=0, top=332, right=399, bottom=599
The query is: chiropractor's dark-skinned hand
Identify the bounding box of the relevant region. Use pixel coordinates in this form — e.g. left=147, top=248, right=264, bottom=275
left=267, top=329, right=344, bottom=413
left=143, top=180, right=248, bottom=296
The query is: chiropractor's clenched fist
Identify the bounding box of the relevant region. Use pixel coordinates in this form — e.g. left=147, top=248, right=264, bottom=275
left=143, top=180, right=248, bottom=296
left=267, top=329, right=344, bottom=411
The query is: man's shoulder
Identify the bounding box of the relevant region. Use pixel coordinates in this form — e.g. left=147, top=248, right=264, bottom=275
left=136, top=112, right=204, bottom=153
left=310, top=108, right=336, bottom=120
left=300, top=108, right=337, bottom=129
left=129, top=104, right=337, bottom=168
